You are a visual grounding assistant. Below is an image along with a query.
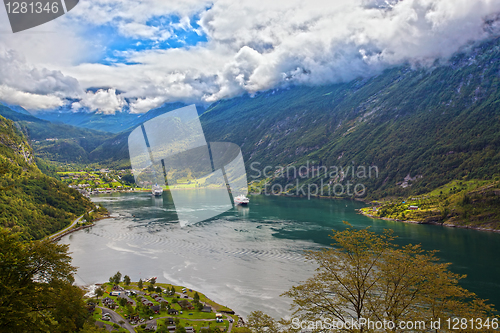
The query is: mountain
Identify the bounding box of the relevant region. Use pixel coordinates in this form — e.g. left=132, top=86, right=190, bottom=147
left=0, top=115, right=94, bottom=240
left=200, top=36, right=500, bottom=198
left=33, top=102, right=205, bottom=133
left=47, top=36, right=500, bottom=201
left=0, top=105, right=114, bottom=164
left=0, top=103, right=45, bottom=123
left=0, top=102, right=32, bottom=115
left=4, top=37, right=500, bottom=202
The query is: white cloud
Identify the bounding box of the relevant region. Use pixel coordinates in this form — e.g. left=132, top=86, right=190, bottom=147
left=0, top=48, right=83, bottom=97
left=129, top=96, right=168, bottom=113
left=1, top=0, right=500, bottom=113
left=118, top=22, right=160, bottom=39
left=75, top=89, right=126, bottom=114
left=0, top=47, right=83, bottom=110
left=0, top=85, right=64, bottom=110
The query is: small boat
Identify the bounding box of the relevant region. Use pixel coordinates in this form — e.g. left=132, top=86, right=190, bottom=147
left=234, top=194, right=249, bottom=205
left=152, top=184, right=163, bottom=196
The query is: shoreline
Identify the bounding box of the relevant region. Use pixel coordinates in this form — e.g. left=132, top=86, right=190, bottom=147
left=51, top=215, right=112, bottom=242
left=92, top=190, right=500, bottom=234
left=358, top=210, right=500, bottom=234
left=249, top=191, right=500, bottom=234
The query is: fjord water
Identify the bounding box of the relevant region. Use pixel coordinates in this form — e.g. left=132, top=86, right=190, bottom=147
left=61, top=191, right=500, bottom=318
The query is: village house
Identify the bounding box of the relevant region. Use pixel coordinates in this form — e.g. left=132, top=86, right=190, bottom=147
left=141, top=299, right=154, bottom=307
left=102, top=297, right=116, bottom=309
left=118, top=295, right=135, bottom=306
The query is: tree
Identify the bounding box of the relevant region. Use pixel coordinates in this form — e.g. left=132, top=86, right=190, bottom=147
left=125, top=304, right=134, bottom=315
left=175, top=324, right=187, bottom=333
left=95, top=287, right=104, bottom=302
left=160, top=301, right=167, bottom=313
left=193, top=292, right=200, bottom=301
left=138, top=278, right=143, bottom=289
left=0, top=228, right=89, bottom=332
left=118, top=297, right=127, bottom=307
left=170, top=286, right=175, bottom=295
left=123, top=275, right=131, bottom=286
left=147, top=284, right=155, bottom=292
left=247, top=311, right=280, bottom=333
left=109, top=271, right=122, bottom=285
left=196, top=302, right=204, bottom=311
left=156, top=286, right=162, bottom=293
left=79, top=322, right=108, bottom=332
left=283, top=224, right=497, bottom=333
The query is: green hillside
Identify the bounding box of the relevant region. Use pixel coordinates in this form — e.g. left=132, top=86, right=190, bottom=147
left=201, top=36, right=500, bottom=199
left=0, top=116, right=94, bottom=240
left=361, top=179, right=500, bottom=230
left=0, top=104, right=114, bottom=164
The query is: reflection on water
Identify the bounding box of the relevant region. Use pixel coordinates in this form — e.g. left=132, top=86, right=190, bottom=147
left=61, top=191, right=500, bottom=318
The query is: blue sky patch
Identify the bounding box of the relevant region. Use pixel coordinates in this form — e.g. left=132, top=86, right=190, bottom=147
left=80, top=13, right=208, bottom=66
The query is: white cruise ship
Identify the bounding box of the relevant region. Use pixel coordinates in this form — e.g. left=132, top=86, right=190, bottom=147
left=234, top=194, right=249, bottom=205
left=152, top=184, right=163, bottom=196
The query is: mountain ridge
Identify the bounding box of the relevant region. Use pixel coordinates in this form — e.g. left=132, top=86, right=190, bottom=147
left=33, top=102, right=206, bottom=133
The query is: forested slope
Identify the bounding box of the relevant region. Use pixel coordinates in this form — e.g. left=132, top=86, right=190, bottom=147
left=0, top=116, right=94, bottom=239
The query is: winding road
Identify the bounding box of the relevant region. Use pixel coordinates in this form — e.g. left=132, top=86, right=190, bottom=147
left=48, top=210, right=93, bottom=241
left=98, top=306, right=136, bottom=333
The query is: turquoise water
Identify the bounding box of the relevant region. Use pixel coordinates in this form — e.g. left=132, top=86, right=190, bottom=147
left=61, top=192, right=500, bottom=317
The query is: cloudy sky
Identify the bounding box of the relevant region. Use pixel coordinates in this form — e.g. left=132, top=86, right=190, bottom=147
left=1, top=0, right=500, bottom=114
